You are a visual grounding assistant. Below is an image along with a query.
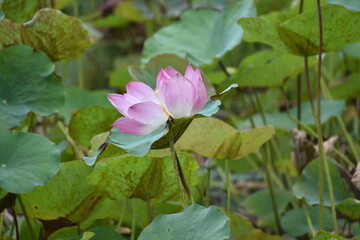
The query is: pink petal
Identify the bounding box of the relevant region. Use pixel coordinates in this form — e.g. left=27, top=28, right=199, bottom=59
left=127, top=101, right=168, bottom=125
left=126, top=82, right=159, bottom=104
left=191, top=76, right=207, bottom=115
left=184, top=64, right=195, bottom=80
left=156, top=69, right=171, bottom=91
left=159, top=74, right=196, bottom=119
left=163, top=66, right=180, bottom=77
left=107, top=94, right=132, bottom=117
left=113, top=117, right=162, bottom=135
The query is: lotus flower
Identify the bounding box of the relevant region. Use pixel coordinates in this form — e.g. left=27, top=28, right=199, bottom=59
left=108, top=64, right=207, bottom=135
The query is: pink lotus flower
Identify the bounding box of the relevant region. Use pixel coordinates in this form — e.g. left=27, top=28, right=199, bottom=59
left=108, top=64, right=207, bottom=135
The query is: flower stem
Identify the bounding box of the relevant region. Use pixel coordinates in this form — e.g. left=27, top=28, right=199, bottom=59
left=130, top=199, right=136, bottom=240
left=116, top=201, right=126, bottom=232
left=9, top=208, right=19, bottom=240
left=316, top=0, right=325, bottom=230
left=225, top=159, right=231, bottom=211
left=168, top=120, right=194, bottom=206
left=296, top=0, right=304, bottom=129
left=18, top=195, right=36, bottom=240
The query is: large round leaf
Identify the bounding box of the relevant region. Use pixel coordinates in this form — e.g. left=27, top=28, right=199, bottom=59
left=87, top=153, right=198, bottom=204
left=293, top=158, right=353, bottom=206
left=0, top=8, right=93, bottom=61
left=137, top=204, right=230, bottom=240
left=19, top=160, right=99, bottom=222
left=0, top=44, right=65, bottom=128
left=176, top=118, right=275, bottom=160
left=142, top=0, right=256, bottom=65
left=0, top=129, right=60, bottom=193
left=281, top=206, right=333, bottom=237
left=239, top=4, right=360, bottom=56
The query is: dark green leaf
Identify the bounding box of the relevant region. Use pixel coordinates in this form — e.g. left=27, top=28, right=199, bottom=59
left=0, top=44, right=65, bottom=128
left=243, top=189, right=292, bottom=228
left=293, top=158, right=353, bottom=206
left=59, top=226, right=125, bottom=240
left=281, top=206, right=333, bottom=237
left=0, top=129, right=60, bottom=193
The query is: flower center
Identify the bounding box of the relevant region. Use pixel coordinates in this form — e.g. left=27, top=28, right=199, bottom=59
left=155, top=89, right=170, bottom=118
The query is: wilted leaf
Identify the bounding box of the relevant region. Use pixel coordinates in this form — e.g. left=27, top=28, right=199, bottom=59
left=142, top=0, right=256, bottom=65
left=19, top=161, right=100, bottom=222
left=293, top=158, right=353, bottom=206
left=234, top=49, right=317, bottom=87
left=0, top=8, right=93, bottom=61
left=176, top=118, right=275, bottom=160
left=1, top=0, right=41, bottom=22
left=0, top=129, right=60, bottom=193
left=239, top=4, right=360, bottom=56
left=69, top=106, right=120, bottom=146
left=87, top=153, right=198, bottom=204
left=0, top=44, right=65, bottom=129
left=137, top=204, right=230, bottom=240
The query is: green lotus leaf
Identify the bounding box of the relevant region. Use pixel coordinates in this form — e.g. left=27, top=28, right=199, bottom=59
left=142, top=0, right=256, bottom=65
left=137, top=204, right=230, bottom=240
left=0, top=44, right=64, bottom=128
left=0, top=129, right=60, bottom=193
left=87, top=153, right=198, bottom=204
left=0, top=8, right=93, bottom=61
